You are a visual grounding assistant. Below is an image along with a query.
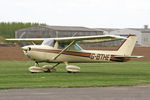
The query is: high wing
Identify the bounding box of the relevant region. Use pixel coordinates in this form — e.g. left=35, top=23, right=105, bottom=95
left=54, top=35, right=126, bottom=43
left=6, top=38, right=46, bottom=41
left=6, top=38, right=46, bottom=43
left=6, top=38, right=49, bottom=44
left=6, top=35, right=126, bottom=43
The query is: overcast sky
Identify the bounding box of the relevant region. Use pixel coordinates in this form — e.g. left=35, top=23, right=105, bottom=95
left=0, top=0, right=150, bottom=28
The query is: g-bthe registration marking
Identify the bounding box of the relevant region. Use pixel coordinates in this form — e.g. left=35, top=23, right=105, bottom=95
left=90, top=53, right=111, bottom=61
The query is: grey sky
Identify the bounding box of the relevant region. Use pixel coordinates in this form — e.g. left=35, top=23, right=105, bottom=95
left=0, top=0, right=149, bottom=28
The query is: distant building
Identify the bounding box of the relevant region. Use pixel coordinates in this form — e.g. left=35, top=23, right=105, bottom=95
left=95, top=28, right=140, bottom=46
left=15, top=25, right=150, bottom=46
left=129, top=28, right=150, bottom=46
left=96, top=27, right=150, bottom=46
left=109, top=29, right=142, bottom=45
left=95, top=28, right=120, bottom=34
left=15, top=25, right=104, bottom=38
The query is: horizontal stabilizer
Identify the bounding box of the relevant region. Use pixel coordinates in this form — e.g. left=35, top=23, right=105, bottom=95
left=114, top=56, right=143, bottom=58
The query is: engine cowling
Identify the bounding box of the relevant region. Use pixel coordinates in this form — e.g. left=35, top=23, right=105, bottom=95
left=66, top=65, right=80, bottom=73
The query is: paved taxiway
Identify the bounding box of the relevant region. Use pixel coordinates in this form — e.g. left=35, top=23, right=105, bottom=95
left=0, top=86, right=150, bottom=100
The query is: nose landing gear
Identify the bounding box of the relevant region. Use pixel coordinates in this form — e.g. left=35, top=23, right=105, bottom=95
left=28, top=61, right=43, bottom=73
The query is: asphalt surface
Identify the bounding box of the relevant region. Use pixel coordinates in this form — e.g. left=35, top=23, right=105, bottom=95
left=0, top=86, right=150, bottom=100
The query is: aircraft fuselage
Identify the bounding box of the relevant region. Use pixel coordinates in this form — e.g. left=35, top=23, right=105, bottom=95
left=22, top=45, right=127, bottom=63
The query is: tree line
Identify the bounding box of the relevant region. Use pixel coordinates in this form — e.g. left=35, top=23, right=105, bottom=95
left=0, top=22, right=46, bottom=38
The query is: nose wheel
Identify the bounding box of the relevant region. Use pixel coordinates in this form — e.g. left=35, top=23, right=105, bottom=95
left=28, top=61, right=43, bottom=73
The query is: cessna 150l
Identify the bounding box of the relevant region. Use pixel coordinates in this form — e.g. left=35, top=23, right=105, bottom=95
left=6, top=35, right=143, bottom=73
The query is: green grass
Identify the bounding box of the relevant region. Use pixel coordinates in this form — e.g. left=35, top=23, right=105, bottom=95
left=0, top=61, right=150, bottom=89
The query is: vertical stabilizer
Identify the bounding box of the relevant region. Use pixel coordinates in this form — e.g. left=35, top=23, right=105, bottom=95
left=117, top=35, right=137, bottom=56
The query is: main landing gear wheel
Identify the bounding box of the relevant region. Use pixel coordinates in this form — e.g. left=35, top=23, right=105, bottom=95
left=42, top=63, right=60, bottom=73
left=66, top=65, right=80, bottom=73
left=67, top=71, right=77, bottom=73
left=42, top=65, right=56, bottom=72
left=65, top=62, right=80, bottom=73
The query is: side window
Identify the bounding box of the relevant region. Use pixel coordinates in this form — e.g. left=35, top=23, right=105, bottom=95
left=58, top=43, right=69, bottom=49
left=58, top=43, right=82, bottom=50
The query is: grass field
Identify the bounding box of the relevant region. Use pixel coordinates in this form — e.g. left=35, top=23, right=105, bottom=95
left=0, top=61, right=150, bottom=89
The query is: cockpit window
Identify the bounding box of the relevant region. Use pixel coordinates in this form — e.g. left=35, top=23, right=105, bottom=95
left=42, top=39, right=55, bottom=47
left=58, top=43, right=69, bottom=49
left=74, top=43, right=82, bottom=50
left=58, top=42, right=82, bottom=50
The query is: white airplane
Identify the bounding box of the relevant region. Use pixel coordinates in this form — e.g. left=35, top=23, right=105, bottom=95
left=6, top=35, right=143, bottom=73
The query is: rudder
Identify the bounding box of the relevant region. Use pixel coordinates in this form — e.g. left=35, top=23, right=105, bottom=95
left=117, top=35, right=137, bottom=56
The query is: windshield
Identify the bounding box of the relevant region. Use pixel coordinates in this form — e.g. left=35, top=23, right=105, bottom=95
left=42, top=39, right=55, bottom=47
left=74, top=43, right=82, bottom=50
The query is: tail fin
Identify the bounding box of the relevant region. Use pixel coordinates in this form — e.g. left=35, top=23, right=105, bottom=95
left=117, top=35, right=137, bottom=56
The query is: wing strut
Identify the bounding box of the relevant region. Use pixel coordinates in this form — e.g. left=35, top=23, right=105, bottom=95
left=53, top=41, right=75, bottom=60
